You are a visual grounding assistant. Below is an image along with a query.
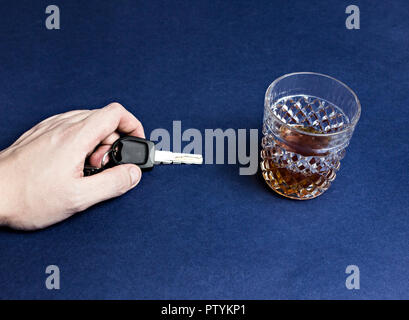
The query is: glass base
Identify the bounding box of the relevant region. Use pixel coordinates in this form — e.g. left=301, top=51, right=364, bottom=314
left=260, top=159, right=335, bottom=200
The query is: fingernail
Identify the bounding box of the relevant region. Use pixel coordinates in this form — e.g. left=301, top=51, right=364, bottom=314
left=129, top=167, right=141, bottom=186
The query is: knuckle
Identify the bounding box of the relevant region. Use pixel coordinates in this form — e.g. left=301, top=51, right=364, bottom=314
left=106, top=102, right=125, bottom=112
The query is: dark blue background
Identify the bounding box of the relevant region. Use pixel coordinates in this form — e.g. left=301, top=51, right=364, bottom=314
left=0, top=0, right=408, bottom=299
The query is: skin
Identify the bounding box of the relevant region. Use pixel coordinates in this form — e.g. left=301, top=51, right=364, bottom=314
left=0, top=102, right=145, bottom=231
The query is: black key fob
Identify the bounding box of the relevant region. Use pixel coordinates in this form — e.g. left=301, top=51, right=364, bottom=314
left=110, top=136, right=156, bottom=169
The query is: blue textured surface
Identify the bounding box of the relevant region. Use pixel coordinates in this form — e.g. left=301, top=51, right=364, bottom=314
left=0, top=0, right=408, bottom=299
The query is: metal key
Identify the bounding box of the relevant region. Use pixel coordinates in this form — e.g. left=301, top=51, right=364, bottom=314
left=84, top=136, right=203, bottom=176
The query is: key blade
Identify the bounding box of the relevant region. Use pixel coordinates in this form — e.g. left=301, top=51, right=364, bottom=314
left=154, top=150, right=203, bottom=165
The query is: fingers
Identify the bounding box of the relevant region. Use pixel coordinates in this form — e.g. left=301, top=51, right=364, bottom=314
left=79, top=103, right=145, bottom=152
left=87, top=131, right=129, bottom=167
left=101, top=132, right=120, bottom=145
left=88, top=144, right=112, bottom=167
left=78, top=164, right=142, bottom=210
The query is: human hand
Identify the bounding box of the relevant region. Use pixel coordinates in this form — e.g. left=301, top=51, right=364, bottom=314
left=0, top=102, right=144, bottom=230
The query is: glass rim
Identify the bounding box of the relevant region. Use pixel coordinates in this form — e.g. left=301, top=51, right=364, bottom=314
left=264, top=72, right=361, bottom=137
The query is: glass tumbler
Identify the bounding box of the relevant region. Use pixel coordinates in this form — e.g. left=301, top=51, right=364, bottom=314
left=260, top=72, right=361, bottom=200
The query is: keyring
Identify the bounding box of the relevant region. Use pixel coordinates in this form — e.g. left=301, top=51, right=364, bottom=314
left=100, top=149, right=112, bottom=168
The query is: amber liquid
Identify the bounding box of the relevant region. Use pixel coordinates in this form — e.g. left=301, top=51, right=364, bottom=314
left=261, top=159, right=336, bottom=200
left=261, top=125, right=336, bottom=200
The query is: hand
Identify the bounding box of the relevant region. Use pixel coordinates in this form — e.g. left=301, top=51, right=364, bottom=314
left=0, top=102, right=145, bottom=230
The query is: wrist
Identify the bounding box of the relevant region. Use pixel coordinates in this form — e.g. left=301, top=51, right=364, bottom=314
left=0, top=150, right=20, bottom=227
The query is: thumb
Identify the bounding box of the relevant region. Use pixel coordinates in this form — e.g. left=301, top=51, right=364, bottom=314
left=79, top=164, right=142, bottom=209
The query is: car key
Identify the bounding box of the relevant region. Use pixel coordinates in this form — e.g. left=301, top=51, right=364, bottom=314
left=84, top=136, right=203, bottom=176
